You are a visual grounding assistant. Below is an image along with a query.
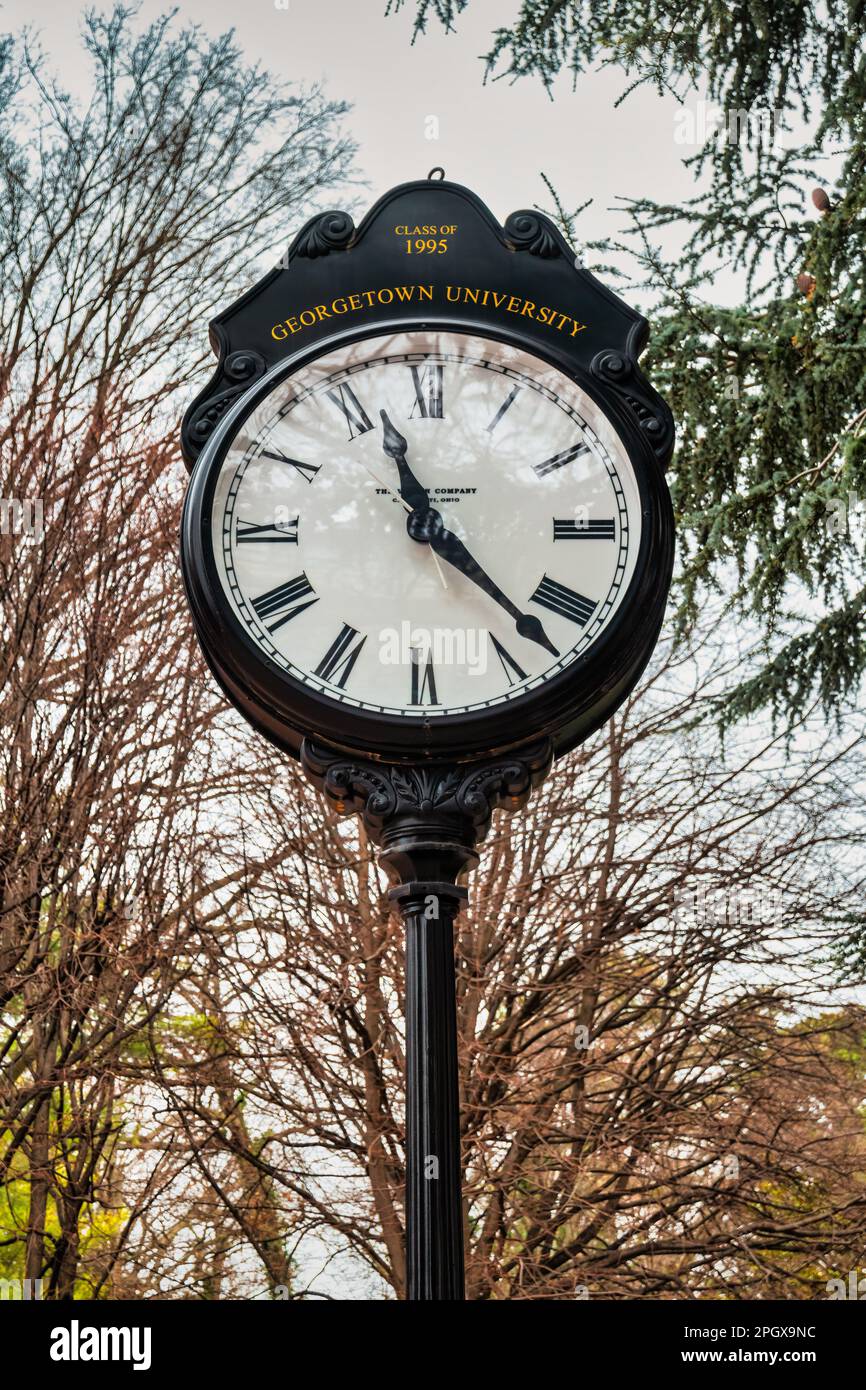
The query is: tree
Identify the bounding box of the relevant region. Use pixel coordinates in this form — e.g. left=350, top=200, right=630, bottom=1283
left=4, top=1, right=864, bottom=1304
left=391, top=0, right=866, bottom=726
left=0, top=4, right=354, bottom=1298
left=141, top=617, right=866, bottom=1298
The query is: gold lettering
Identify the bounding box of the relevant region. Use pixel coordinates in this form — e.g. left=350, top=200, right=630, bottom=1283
left=268, top=284, right=586, bottom=347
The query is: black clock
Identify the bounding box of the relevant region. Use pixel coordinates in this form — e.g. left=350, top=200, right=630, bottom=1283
left=180, top=177, right=676, bottom=1303
left=181, top=179, right=674, bottom=765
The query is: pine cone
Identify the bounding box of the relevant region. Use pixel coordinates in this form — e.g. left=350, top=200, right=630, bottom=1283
left=811, top=188, right=831, bottom=213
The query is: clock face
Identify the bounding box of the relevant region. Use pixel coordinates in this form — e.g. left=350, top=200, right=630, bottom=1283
left=207, top=330, right=642, bottom=719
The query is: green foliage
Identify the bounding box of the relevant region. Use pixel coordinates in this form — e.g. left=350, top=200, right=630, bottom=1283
left=609, top=149, right=866, bottom=725
left=395, top=0, right=866, bottom=723
left=0, top=1117, right=129, bottom=1297
left=394, top=0, right=859, bottom=154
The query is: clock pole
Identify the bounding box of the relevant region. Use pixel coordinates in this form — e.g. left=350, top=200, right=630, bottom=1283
left=394, top=881, right=467, bottom=1300
left=301, top=737, right=552, bottom=1301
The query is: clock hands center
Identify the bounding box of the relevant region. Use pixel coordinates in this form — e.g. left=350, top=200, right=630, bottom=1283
left=379, top=410, right=559, bottom=657
left=358, top=455, right=449, bottom=591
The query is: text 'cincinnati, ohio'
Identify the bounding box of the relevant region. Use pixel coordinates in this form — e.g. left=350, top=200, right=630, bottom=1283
left=270, top=284, right=589, bottom=340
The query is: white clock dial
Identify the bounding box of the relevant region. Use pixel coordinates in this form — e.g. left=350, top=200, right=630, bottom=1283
left=210, top=330, right=641, bottom=717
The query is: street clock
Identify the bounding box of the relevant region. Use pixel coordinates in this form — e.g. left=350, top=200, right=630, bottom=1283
left=181, top=178, right=674, bottom=765
left=180, top=176, right=675, bottom=1302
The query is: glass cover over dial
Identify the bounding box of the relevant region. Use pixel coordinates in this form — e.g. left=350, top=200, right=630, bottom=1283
left=210, top=330, right=641, bottom=717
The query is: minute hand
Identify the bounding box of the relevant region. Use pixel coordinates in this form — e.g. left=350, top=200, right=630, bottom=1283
left=427, top=519, right=559, bottom=658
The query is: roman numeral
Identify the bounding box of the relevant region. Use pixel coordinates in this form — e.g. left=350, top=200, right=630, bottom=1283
left=410, top=649, right=439, bottom=704
left=553, top=517, right=616, bottom=540
left=314, top=624, right=366, bottom=688
left=487, top=384, right=521, bottom=432
left=260, top=449, right=320, bottom=483
left=490, top=633, right=527, bottom=686
left=409, top=364, right=444, bottom=419
left=534, top=441, right=590, bottom=477
left=326, top=383, right=374, bottom=440
left=237, top=517, right=299, bottom=543
left=530, top=575, right=596, bottom=627
left=251, top=574, right=318, bottom=633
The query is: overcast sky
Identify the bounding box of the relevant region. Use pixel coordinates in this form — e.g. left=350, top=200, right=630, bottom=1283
left=1, top=0, right=700, bottom=260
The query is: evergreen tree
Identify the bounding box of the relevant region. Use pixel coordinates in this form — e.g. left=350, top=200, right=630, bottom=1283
left=392, top=1, right=866, bottom=725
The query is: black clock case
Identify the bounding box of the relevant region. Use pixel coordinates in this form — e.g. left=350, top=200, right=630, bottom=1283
left=180, top=180, right=675, bottom=765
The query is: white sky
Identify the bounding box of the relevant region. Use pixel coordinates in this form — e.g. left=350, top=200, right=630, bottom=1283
left=0, top=0, right=699, bottom=256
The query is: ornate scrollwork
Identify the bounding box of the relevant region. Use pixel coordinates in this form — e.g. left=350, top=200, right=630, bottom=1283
left=223, top=350, right=265, bottom=383
left=300, top=743, right=398, bottom=825
left=504, top=210, right=562, bottom=259
left=389, top=765, right=463, bottom=812
left=455, top=749, right=550, bottom=824
left=293, top=211, right=356, bottom=259
left=590, top=349, right=675, bottom=464
left=184, top=349, right=266, bottom=453
left=300, top=737, right=552, bottom=846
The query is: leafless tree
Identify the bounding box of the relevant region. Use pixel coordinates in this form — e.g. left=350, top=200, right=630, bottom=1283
left=0, top=5, right=353, bottom=1298
left=141, top=623, right=866, bottom=1299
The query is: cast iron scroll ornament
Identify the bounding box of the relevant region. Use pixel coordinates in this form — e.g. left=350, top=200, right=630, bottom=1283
left=301, top=735, right=553, bottom=882
left=184, top=349, right=266, bottom=456
left=293, top=210, right=356, bottom=259
left=591, top=347, right=675, bottom=465
left=504, top=209, right=564, bottom=259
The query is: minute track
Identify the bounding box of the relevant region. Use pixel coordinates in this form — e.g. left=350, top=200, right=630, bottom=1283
left=215, top=333, right=640, bottom=718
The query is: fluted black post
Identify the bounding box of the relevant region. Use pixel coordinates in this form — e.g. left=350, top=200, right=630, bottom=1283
left=394, top=882, right=466, bottom=1301
left=300, top=736, right=552, bottom=1304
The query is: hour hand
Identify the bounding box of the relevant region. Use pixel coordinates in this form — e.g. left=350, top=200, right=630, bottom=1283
left=380, top=410, right=429, bottom=512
